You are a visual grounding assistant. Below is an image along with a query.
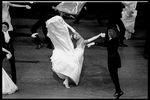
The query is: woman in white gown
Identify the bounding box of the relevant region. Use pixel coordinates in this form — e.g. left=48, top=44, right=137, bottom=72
left=46, top=13, right=105, bottom=88
left=2, top=47, right=18, bottom=94
left=2, top=1, right=31, bottom=31
left=121, top=1, right=137, bottom=39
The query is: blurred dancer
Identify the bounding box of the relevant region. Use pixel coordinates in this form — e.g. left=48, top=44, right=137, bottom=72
left=2, top=1, right=31, bottom=31
left=2, top=22, right=17, bottom=84
left=30, top=2, right=53, bottom=49
left=72, top=2, right=105, bottom=26
left=121, top=1, right=138, bottom=39
left=72, top=3, right=87, bottom=24
left=46, top=11, right=104, bottom=88
left=53, top=1, right=86, bottom=22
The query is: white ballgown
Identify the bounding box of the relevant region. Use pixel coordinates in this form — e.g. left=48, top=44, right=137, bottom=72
left=2, top=1, right=13, bottom=31
left=121, top=1, right=137, bottom=39
left=2, top=68, right=18, bottom=94
left=46, top=16, right=84, bottom=85
left=55, top=2, right=85, bottom=15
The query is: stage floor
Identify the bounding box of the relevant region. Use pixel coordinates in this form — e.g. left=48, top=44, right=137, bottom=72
left=2, top=17, right=148, bottom=99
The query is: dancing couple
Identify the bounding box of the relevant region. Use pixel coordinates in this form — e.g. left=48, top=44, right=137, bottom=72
left=46, top=11, right=105, bottom=88
left=47, top=3, right=124, bottom=98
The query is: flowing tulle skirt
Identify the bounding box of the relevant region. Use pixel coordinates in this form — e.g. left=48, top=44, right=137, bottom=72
left=2, top=68, right=18, bottom=94
left=51, top=47, right=84, bottom=85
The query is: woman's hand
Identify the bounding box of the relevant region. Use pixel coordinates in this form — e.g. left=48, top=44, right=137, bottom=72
left=26, top=5, right=31, bottom=9
left=6, top=52, right=12, bottom=59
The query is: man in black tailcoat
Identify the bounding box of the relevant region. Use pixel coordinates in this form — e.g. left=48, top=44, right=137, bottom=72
left=105, top=2, right=127, bottom=47
left=95, top=27, right=124, bottom=99
left=2, top=22, right=17, bottom=84
left=106, top=28, right=124, bottom=99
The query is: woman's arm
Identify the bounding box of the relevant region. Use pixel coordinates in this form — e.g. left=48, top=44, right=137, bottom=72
left=8, top=2, right=31, bottom=9
left=82, top=33, right=105, bottom=47
left=87, top=33, right=105, bottom=43
left=2, top=47, right=11, bottom=54
left=64, top=22, right=83, bottom=41
left=79, top=33, right=105, bottom=47
left=2, top=47, right=12, bottom=59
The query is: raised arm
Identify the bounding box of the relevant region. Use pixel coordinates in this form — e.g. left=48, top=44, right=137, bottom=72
left=8, top=2, right=31, bottom=9
left=84, top=33, right=105, bottom=47
left=2, top=47, right=12, bottom=59
left=64, top=21, right=83, bottom=40
left=2, top=47, right=10, bottom=54
left=87, top=33, right=105, bottom=43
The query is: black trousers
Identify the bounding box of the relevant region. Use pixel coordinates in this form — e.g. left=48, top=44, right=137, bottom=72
left=2, top=42, right=16, bottom=84
left=75, top=3, right=105, bottom=26
left=30, top=15, right=52, bottom=47
left=105, top=18, right=125, bottom=44
left=74, top=6, right=103, bottom=26
left=108, top=66, right=121, bottom=92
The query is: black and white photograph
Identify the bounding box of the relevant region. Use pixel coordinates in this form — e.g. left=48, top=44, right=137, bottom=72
left=2, top=1, right=148, bottom=99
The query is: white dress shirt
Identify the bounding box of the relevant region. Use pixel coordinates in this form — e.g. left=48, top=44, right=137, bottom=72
left=3, top=31, right=10, bottom=43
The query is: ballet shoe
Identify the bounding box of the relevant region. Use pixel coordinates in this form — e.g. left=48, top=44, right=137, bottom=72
left=114, top=91, right=124, bottom=99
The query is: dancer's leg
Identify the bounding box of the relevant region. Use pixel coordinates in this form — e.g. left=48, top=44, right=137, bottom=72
left=30, top=20, right=43, bottom=49
left=57, top=73, right=70, bottom=88
left=63, top=77, right=70, bottom=88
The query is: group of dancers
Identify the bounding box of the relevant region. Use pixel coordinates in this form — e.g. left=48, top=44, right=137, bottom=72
left=2, top=1, right=138, bottom=99
left=2, top=1, right=31, bottom=94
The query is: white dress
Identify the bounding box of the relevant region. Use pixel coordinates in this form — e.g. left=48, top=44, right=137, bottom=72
left=2, top=68, right=18, bottom=94
left=121, top=1, right=137, bottom=39
left=2, top=1, right=13, bottom=31
left=55, top=2, right=85, bottom=15
left=46, top=16, right=84, bottom=85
